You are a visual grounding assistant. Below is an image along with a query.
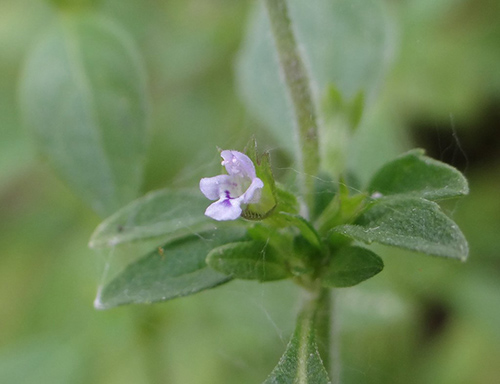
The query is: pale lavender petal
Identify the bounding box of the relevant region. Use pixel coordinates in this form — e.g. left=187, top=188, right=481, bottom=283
left=242, top=177, right=264, bottom=204
left=200, top=175, right=232, bottom=200
left=205, top=198, right=242, bottom=221
left=201, top=149, right=264, bottom=221
left=221, top=150, right=256, bottom=179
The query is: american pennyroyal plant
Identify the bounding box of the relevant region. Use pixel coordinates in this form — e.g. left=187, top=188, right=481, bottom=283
left=86, top=1, right=469, bottom=383
left=16, top=0, right=471, bottom=381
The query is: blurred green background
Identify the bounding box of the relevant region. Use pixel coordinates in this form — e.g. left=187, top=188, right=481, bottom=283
left=1, top=0, right=499, bottom=383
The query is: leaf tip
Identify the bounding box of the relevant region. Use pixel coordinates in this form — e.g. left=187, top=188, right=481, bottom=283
left=93, top=296, right=107, bottom=310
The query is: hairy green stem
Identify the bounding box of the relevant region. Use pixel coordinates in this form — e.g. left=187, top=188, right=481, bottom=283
left=264, top=1, right=338, bottom=380
left=301, top=286, right=338, bottom=383
left=312, top=287, right=331, bottom=373
left=329, top=290, right=341, bottom=383
left=264, top=0, right=320, bottom=213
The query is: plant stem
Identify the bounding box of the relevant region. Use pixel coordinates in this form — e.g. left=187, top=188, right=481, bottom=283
left=329, top=290, right=341, bottom=383
left=300, top=285, right=338, bottom=381
left=312, top=287, right=331, bottom=373
left=264, top=1, right=339, bottom=380
left=264, top=0, right=320, bottom=214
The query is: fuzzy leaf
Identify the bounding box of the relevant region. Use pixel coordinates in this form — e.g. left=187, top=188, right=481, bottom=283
left=333, top=197, right=468, bottom=261
left=89, top=188, right=220, bottom=249
left=207, top=240, right=290, bottom=282
left=322, top=246, right=383, bottom=287
left=95, top=228, right=245, bottom=309
left=19, top=14, right=149, bottom=216
left=368, top=149, right=469, bottom=200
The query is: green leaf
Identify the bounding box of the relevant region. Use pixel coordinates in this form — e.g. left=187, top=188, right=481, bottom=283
left=263, top=299, right=331, bottom=384
left=315, top=182, right=367, bottom=236
left=321, top=85, right=344, bottom=118
left=19, top=13, right=149, bottom=216
left=273, top=212, right=322, bottom=250
left=89, top=188, right=218, bottom=249
left=348, top=91, right=365, bottom=131
left=322, top=246, right=383, bottom=287
left=321, top=85, right=364, bottom=132
left=368, top=149, right=469, bottom=200
left=206, top=240, right=290, bottom=282
left=236, top=0, right=393, bottom=152
left=333, top=197, right=468, bottom=261
left=95, top=228, right=245, bottom=309
left=311, top=173, right=338, bottom=221
left=275, top=186, right=300, bottom=215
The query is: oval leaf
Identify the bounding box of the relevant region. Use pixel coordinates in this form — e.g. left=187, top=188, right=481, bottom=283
left=207, top=241, right=290, bottom=282
left=322, top=246, right=383, bottom=287
left=236, top=0, right=393, bottom=151
left=95, top=228, right=246, bottom=309
left=19, top=13, right=149, bottom=216
left=333, top=197, right=468, bottom=261
left=368, top=149, right=469, bottom=200
left=89, top=188, right=218, bottom=249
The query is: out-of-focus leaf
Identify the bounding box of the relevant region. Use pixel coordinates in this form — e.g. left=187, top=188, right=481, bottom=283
left=95, top=227, right=245, bottom=309
left=19, top=13, right=149, bottom=216
left=322, top=246, right=383, bottom=287
left=348, top=91, right=365, bottom=131
left=89, top=188, right=218, bottom=249
left=236, top=0, right=393, bottom=152
left=368, top=149, right=469, bottom=200
left=333, top=197, right=468, bottom=260
left=207, top=240, right=290, bottom=282
left=263, top=297, right=331, bottom=384
left=322, top=85, right=364, bottom=132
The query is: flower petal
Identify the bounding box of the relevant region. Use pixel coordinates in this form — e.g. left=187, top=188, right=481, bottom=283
left=205, top=198, right=242, bottom=221
left=221, top=150, right=256, bottom=179
left=242, top=177, right=264, bottom=204
left=200, top=175, right=232, bottom=200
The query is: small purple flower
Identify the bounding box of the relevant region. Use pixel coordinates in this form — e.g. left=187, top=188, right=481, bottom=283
left=200, top=150, right=264, bottom=221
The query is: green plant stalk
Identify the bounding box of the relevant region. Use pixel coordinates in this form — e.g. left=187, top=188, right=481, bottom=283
left=264, top=0, right=337, bottom=379
left=312, top=287, right=331, bottom=373
left=299, top=285, right=335, bottom=378
left=264, top=0, right=320, bottom=214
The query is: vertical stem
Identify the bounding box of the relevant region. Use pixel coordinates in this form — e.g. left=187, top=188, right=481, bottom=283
left=265, top=1, right=339, bottom=380
left=300, top=286, right=337, bottom=381
left=264, top=0, right=320, bottom=213
left=329, top=290, right=341, bottom=383
left=313, top=287, right=331, bottom=373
